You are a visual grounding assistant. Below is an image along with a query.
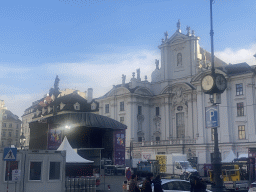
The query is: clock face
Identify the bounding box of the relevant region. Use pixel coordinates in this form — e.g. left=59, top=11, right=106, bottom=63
left=216, top=74, right=227, bottom=91
left=201, top=75, right=214, bottom=91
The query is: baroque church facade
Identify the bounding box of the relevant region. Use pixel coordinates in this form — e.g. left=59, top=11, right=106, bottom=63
left=97, top=21, right=256, bottom=165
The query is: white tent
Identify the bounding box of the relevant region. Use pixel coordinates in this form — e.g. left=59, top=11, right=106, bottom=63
left=57, top=136, right=94, bottom=163
left=222, top=150, right=236, bottom=163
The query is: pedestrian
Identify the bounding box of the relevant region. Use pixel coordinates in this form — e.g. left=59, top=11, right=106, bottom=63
left=141, top=173, right=153, bottom=192
left=193, top=176, right=206, bottom=192
left=129, top=174, right=140, bottom=192
left=152, top=175, right=163, bottom=192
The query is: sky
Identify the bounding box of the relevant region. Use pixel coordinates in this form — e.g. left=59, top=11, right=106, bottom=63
left=0, top=0, right=256, bottom=118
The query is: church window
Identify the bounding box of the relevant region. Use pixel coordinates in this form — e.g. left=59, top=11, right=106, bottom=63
left=156, top=107, right=160, bottom=116
left=177, top=53, right=182, bottom=66
left=120, top=101, right=124, bottom=111
left=177, top=106, right=183, bottom=111
left=156, top=137, right=160, bottom=141
left=138, top=137, right=142, bottom=142
left=236, top=84, right=243, bottom=96
left=238, top=125, right=245, bottom=140
left=176, top=112, right=184, bottom=138
left=237, top=102, right=244, bottom=116
left=120, top=117, right=124, bottom=124
left=105, top=104, right=109, bottom=113
left=138, top=106, right=142, bottom=115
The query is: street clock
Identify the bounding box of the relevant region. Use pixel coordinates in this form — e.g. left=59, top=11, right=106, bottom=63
left=201, top=73, right=227, bottom=94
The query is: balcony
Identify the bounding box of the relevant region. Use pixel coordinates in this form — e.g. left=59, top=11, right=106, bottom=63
left=132, top=138, right=196, bottom=147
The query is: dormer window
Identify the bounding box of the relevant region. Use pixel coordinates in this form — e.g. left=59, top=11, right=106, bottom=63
left=91, top=102, right=96, bottom=110
left=74, top=102, right=80, bottom=110
left=42, top=108, right=46, bottom=114
left=60, top=102, right=66, bottom=110
left=3, top=115, right=7, bottom=119
left=48, top=106, right=52, bottom=113
left=36, top=109, right=40, bottom=116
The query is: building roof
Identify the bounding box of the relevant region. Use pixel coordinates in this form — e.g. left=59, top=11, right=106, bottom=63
left=32, top=112, right=127, bottom=130
left=218, top=62, right=254, bottom=76
left=3, top=110, right=21, bottom=122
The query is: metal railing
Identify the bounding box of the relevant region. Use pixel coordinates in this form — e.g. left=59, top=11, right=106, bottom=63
left=65, top=176, right=96, bottom=192
left=132, top=138, right=196, bottom=147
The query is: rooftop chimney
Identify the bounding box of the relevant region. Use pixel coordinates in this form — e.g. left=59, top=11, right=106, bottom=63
left=87, top=88, right=93, bottom=103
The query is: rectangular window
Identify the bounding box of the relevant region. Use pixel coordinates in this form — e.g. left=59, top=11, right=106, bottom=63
left=49, top=162, right=61, bottom=180
left=16, top=124, right=19, bottom=129
left=120, top=101, right=124, bottom=111
left=9, top=123, right=12, bottom=128
left=211, top=128, right=215, bottom=141
left=16, top=130, right=19, bottom=137
left=8, top=132, right=11, bottom=137
left=3, top=131, right=6, bottom=137
left=30, top=162, right=42, bottom=180
left=237, top=102, right=244, bottom=116
left=3, top=123, right=6, bottom=128
left=138, top=137, right=142, bottom=142
left=120, top=117, right=124, bottom=124
left=5, top=161, right=18, bottom=181
left=105, top=104, right=109, bottom=113
left=156, top=137, right=160, bottom=141
left=156, top=107, right=160, bottom=116
left=238, top=125, right=246, bottom=140
left=138, top=106, right=142, bottom=115
left=176, top=112, right=185, bottom=138
left=236, top=84, right=243, bottom=96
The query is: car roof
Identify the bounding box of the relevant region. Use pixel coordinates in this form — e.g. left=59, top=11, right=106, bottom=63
left=161, top=179, right=189, bottom=185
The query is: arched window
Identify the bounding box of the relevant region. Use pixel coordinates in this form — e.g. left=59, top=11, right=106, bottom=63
left=177, top=53, right=182, bottom=66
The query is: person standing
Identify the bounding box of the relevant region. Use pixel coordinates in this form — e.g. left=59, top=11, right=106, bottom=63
left=141, top=173, right=153, bottom=192
left=152, top=175, right=163, bottom=192
left=129, top=174, right=140, bottom=192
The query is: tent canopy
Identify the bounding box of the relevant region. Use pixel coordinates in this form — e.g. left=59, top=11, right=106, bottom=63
left=57, top=136, right=94, bottom=163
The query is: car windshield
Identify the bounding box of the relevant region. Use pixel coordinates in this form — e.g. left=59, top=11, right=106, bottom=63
left=162, top=181, right=190, bottom=191
left=179, top=162, right=192, bottom=169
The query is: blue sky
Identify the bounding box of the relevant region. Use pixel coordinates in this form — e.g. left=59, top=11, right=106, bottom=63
left=0, top=0, right=256, bottom=118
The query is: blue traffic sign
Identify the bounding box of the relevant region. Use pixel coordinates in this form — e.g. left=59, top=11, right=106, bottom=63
left=3, top=148, right=17, bottom=161
left=205, top=105, right=219, bottom=128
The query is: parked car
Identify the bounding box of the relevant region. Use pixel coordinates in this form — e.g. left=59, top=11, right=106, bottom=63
left=151, top=179, right=212, bottom=192
left=248, top=181, right=256, bottom=192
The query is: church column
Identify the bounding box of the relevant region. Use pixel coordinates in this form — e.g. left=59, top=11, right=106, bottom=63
left=164, top=97, right=170, bottom=140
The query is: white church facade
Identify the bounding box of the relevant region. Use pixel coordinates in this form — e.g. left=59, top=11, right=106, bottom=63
left=96, top=21, right=256, bottom=165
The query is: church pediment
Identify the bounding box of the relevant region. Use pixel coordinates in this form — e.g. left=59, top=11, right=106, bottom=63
left=134, top=87, right=153, bottom=96
left=107, top=87, right=130, bottom=97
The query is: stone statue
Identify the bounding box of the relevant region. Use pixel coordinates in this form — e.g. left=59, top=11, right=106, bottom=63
left=192, top=30, right=195, bottom=36
left=155, top=59, right=159, bottom=69
left=164, top=31, right=168, bottom=40
left=177, top=19, right=181, bottom=31
left=132, top=72, right=135, bottom=78
left=145, top=75, right=147, bottom=81
left=186, top=26, right=191, bottom=36
left=177, top=53, right=182, bottom=66
left=122, top=74, right=126, bottom=84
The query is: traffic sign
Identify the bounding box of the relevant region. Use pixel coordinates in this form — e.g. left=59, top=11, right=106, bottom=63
left=12, top=169, right=21, bottom=181
left=3, top=148, right=17, bottom=161
left=205, top=105, right=219, bottom=128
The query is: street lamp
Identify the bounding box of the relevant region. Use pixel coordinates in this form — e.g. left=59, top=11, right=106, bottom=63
left=20, top=132, right=26, bottom=150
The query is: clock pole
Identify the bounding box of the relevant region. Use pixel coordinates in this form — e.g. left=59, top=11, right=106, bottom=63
left=210, top=0, right=223, bottom=191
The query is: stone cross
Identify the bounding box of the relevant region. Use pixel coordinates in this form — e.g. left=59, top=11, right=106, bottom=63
left=186, top=26, right=191, bottom=36
left=177, top=19, right=181, bottom=32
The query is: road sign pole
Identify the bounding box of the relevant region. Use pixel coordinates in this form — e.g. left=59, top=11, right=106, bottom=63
left=7, top=161, right=10, bottom=192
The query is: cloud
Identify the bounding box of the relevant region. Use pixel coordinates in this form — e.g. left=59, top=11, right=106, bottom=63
left=1, top=49, right=160, bottom=118
left=215, top=44, right=256, bottom=65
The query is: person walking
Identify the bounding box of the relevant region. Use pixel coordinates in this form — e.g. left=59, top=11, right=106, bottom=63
left=129, top=174, right=140, bottom=192
left=152, top=175, right=163, bottom=192
left=141, top=173, right=153, bottom=192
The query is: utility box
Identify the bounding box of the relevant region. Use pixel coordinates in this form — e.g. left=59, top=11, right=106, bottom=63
left=0, top=149, right=66, bottom=192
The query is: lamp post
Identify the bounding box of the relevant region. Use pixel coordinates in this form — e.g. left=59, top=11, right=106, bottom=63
left=20, top=132, right=26, bottom=150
